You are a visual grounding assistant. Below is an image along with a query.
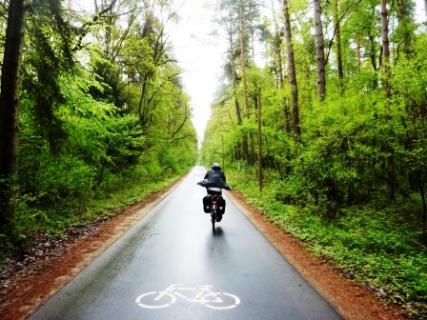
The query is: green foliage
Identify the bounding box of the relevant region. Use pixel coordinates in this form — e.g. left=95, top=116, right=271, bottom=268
left=229, top=170, right=427, bottom=308
left=0, top=0, right=197, bottom=258
left=202, top=3, right=427, bottom=315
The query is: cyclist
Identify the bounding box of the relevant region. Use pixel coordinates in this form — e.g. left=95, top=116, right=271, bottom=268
left=199, top=163, right=230, bottom=222
left=204, top=163, right=228, bottom=195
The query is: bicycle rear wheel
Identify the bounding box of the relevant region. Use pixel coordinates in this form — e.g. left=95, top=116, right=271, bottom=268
left=211, top=213, right=215, bottom=230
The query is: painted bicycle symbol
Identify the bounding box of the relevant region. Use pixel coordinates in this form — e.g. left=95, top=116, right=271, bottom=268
left=135, top=284, right=240, bottom=310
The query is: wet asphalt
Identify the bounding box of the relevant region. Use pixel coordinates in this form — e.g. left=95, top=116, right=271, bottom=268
left=29, top=166, right=341, bottom=320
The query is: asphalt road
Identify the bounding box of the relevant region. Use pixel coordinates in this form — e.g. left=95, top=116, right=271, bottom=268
left=29, top=166, right=341, bottom=320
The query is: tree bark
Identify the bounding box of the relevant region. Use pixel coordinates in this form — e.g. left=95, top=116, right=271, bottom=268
left=282, top=0, right=301, bottom=136
left=333, top=0, right=344, bottom=93
left=271, top=2, right=291, bottom=134
left=239, top=0, right=250, bottom=119
left=256, top=88, right=263, bottom=192
left=227, top=29, right=243, bottom=127
left=275, top=36, right=291, bottom=133
left=381, top=0, right=391, bottom=102
left=0, top=0, right=26, bottom=227
left=313, top=0, right=326, bottom=100
left=224, top=12, right=248, bottom=160
left=239, top=0, right=252, bottom=161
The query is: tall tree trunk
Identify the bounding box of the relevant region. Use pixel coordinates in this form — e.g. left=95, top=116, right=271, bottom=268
left=273, top=34, right=285, bottom=89
left=282, top=0, right=301, bottom=136
left=313, top=0, right=326, bottom=100
left=420, top=185, right=427, bottom=243
left=381, top=0, right=391, bottom=102
left=227, top=31, right=243, bottom=127
left=271, top=0, right=291, bottom=133
left=239, top=0, right=250, bottom=118
left=275, top=38, right=291, bottom=133
left=0, top=0, right=26, bottom=228
left=333, top=0, right=344, bottom=93
left=239, top=0, right=252, bottom=161
left=256, top=88, right=263, bottom=192
left=226, top=19, right=248, bottom=160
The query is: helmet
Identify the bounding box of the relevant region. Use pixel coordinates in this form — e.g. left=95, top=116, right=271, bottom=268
left=212, top=162, right=221, bottom=170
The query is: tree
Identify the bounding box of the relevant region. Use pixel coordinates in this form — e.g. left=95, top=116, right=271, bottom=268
left=394, top=0, right=414, bottom=59
left=0, top=0, right=27, bottom=229
left=282, top=0, right=300, bottom=136
left=269, top=0, right=290, bottom=132
left=239, top=0, right=250, bottom=118
left=313, top=0, right=326, bottom=100
left=255, top=87, right=262, bottom=191
left=333, top=0, right=343, bottom=92
left=220, top=8, right=247, bottom=159
left=381, top=0, right=391, bottom=101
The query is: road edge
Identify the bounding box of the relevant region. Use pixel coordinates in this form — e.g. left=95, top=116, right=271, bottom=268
left=0, top=171, right=189, bottom=320
left=226, top=189, right=405, bottom=320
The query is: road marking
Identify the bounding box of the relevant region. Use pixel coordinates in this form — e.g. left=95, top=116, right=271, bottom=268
left=135, top=284, right=240, bottom=310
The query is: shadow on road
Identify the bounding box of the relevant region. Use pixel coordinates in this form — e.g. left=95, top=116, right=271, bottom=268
left=213, top=227, right=224, bottom=237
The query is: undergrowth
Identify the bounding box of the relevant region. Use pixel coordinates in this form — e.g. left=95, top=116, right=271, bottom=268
left=228, top=169, right=427, bottom=319
left=0, top=171, right=184, bottom=268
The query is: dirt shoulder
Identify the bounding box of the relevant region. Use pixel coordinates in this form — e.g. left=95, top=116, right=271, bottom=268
left=227, top=189, right=405, bottom=320
left=0, top=176, right=184, bottom=320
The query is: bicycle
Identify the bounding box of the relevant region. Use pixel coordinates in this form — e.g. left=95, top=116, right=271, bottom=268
left=135, top=283, right=240, bottom=310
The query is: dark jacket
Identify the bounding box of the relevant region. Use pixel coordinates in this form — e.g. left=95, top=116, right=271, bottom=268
left=202, top=168, right=229, bottom=189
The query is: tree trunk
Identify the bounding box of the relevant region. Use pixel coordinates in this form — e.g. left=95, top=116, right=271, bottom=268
left=381, top=0, right=391, bottom=102
left=273, top=34, right=284, bottom=90
left=282, top=0, right=301, bottom=136
left=420, top=184, right=427, bottom=243
left=271, top=0, right=291, bottom=134
left=239, top=0, right=250, bottom=119
left=227, top=31, right=243, bottom=127
left=274, top=32, right=291, bottom=133
left=313, top=0, right=326, bottom=100
left=333, top=0, right=344, bottom=93
left=239, top=0, right=252, bottom=161
left=226, top=19, right=248, bottom=160
left=256, top=89, right=263, bottom=192
left=0, top=0, right=26, bottom=228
